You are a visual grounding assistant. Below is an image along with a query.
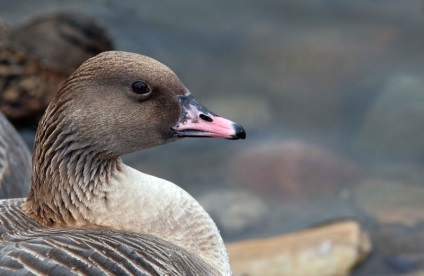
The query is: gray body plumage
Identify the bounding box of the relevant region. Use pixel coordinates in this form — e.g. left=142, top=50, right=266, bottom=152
left=0, top=113, right=31, bottom=198
left=0, top=199, right=216, bottom=275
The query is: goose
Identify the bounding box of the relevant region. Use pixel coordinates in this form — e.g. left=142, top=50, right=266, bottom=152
left=0, top=111, right=31, bottom=198
left=0, top=12, right=113, bottom=122
left=0, top=51, right=246, bottom=275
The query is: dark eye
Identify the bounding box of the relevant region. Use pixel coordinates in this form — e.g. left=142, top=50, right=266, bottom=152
left=131, top=81, right=150, bottom=94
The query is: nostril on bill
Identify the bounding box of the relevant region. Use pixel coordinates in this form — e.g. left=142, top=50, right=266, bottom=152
left=199, top=114, right=213, bottom=122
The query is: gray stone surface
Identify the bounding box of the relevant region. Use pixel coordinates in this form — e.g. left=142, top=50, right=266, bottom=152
left=353, top=74, right=424, bottom=162
left=199, top=189, right=268, bottom=238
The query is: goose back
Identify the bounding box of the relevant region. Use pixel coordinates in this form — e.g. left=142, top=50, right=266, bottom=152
left=0, top=199, right=218, bottom=275
left=0, top=112, right=31, bottom=198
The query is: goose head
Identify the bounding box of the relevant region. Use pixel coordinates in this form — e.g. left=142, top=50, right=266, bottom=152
left=24, top=51, right=245, bottom=274
left=48, top=51, right=245, bottom=158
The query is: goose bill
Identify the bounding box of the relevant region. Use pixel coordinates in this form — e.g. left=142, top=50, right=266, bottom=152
left=172, top=95, right=246, bottom=140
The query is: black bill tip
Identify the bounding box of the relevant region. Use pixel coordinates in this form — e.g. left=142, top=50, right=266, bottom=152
left=232, top=124, right=246, bottom=140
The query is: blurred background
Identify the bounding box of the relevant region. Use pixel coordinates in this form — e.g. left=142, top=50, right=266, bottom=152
left=1, top=0, right=424, bottom=275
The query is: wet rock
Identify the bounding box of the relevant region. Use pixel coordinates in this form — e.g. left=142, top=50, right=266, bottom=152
left=369, top=222, right=424, bottom=275
left=227, top=220, right=371, bottom=276
left=354, top=178, right=424, bottom=226
left=384, top=255, right=420, bottom=274
left=0, top=12, right=113, bottom=121
left=352, top=74, right=424, bottom=162
left=353, top=177, right=424, bottom=274
left=230, top=141, right=361, bottom=200
left=198, top=189, right=268, bottom=237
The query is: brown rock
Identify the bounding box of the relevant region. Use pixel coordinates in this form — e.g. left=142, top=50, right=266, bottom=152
left=227, top=220, right=371, bottom=276
left=230, top=141, right=361, bottom=200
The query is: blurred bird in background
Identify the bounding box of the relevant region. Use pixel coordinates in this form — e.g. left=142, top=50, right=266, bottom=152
left=0, top=12, right=113, bottom=123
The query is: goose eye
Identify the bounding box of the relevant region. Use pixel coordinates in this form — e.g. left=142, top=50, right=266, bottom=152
left=131, top=81, right=150, bottom=94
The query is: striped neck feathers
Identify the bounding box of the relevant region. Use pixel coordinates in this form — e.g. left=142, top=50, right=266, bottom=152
left=23, top=99, right=120, bottom=227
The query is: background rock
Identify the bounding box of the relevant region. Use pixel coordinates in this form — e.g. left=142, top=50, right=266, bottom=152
left=352, top=74, right=424, bottom=162
left=230, top=141, right=361, bottom=200
left=227, top=220, right=371, bottom=276
left=354, top=178, right=424, bottom=226
left=199, top=189, right=268, bottom=238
